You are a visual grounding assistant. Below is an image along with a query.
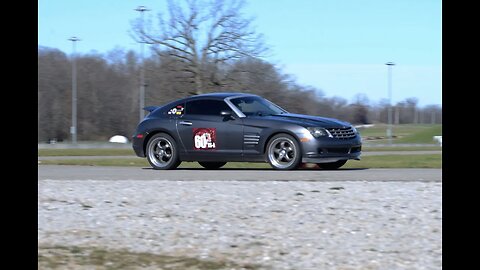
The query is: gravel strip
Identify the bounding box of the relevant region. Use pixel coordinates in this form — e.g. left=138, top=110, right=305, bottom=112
left=38, top=179, right=442, bottom=269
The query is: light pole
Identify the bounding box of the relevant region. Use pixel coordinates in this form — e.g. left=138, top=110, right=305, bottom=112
left=69, top=36, right=80, bottom=144
left=135, top=5, right=150, bottom=122
left=385, top=62, right=395, bottom=145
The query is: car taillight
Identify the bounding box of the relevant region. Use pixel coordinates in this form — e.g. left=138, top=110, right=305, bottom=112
left=136, top=134, right=144, bottom=139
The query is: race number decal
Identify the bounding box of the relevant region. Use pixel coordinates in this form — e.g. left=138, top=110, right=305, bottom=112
left=193, top=128, right=216, bottom=150
left=168, top=105, right=184, bottom=115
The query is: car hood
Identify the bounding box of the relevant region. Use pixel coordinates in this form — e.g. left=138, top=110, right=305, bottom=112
left=260, top=113, right=352, bottom=128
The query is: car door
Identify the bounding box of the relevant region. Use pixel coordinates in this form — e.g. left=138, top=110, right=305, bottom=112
left=176, top=99, right=244, bottom=161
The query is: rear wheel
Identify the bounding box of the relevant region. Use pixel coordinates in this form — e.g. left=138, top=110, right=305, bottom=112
left=266, top=134, right=302, bottom=170
left=146, top=133, right=181, bottom=170
left=198, top=162, right=227, bottom=169
left=317, top=160, right=347, bottom=170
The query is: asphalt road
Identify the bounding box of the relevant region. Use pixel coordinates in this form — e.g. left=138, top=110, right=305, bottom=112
left=38, top=165, right=441, bottom=182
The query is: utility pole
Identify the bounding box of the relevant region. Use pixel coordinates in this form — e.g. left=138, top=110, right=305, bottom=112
left=135, top=5, right=150, bottom=122
left=385, top=62, right=395, bottom=145
left=69, top=36, right=80, bottom=144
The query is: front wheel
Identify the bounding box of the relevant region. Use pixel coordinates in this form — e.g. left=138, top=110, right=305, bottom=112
left=317, top=160, right=347, bottom=170
left=146, top=133, right=181, bottom=170
left=198, top=162, right=227, bottom=169
left=266, top=134, right=302, bottom=170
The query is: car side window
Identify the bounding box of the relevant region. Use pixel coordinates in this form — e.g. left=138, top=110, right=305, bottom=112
left=186, top=99, right=231, bottom=116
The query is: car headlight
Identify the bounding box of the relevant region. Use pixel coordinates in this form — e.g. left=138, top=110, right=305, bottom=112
left=306, top=127, right=333, bottom=138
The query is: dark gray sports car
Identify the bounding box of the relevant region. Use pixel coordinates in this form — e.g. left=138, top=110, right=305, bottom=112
left=132, top=92, right=361, bottom=170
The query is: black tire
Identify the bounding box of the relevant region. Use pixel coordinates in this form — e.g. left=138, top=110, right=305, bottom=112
left=265, top=133, right=302, bottom=170
left=198, top=162, right=227, bottom=169
left=146, top=133, right=181, bottom=170
left=317, top=160, right=347, bottom=170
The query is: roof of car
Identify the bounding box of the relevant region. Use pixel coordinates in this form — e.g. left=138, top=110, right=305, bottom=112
left=153, top=92, right=258, bottom=112
left=186, top=92, right=257, bottom=100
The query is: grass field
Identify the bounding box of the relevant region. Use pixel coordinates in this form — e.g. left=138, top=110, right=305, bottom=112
left=38, top=154, right=442, bottom=169
left=38, top=148, right=135, bottom=156
left=395, top=125, right=442, bottom=143
left=38, top=124, right=442, bottom=168
left=358, top=124, right=442, bottom=144
left=38, top=146, right=442, bottom=157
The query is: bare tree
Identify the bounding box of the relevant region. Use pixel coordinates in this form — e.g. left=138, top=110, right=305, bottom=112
left=132, top=0, right=267, bottom=94
left=38, top=47, right=71, bottom=142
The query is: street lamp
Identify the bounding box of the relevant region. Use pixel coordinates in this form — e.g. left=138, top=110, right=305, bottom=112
left=69, top=36, right=80, bottom=144
left=135, top=5, right=150, bottom=122
left=385, top=61, right=395, bottom=145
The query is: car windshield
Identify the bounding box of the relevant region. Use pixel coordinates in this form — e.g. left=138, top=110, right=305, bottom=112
left=230, top=96, right=288, bottom=117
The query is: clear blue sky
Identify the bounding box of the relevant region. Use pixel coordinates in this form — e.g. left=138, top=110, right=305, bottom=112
left=38, top=0, right=442, bottom=107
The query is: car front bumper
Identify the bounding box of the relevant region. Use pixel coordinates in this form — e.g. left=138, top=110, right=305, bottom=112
left=299, top=135, right=362, bottom=163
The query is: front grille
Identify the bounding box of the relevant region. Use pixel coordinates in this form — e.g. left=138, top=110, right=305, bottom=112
left=326, top=148, right=350, bottom=154
left=318, top=147, right=360, bottom=155
left=327, top=127, right=356, bottom=139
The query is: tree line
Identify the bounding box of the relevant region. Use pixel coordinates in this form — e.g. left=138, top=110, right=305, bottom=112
left=38, top=46, right=441, bottom=142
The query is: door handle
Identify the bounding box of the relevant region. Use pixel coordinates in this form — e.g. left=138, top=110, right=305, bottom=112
left=179, top=121, right=192, bottom=126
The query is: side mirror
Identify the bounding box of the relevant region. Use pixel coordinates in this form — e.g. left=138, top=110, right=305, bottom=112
left=220, top=110, right=235, bottom=119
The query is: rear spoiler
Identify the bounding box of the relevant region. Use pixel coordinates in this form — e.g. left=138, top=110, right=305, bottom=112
left=143, top=106, right=159, bottom=113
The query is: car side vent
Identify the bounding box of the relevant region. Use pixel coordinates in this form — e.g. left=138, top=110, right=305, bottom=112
left=327, top=127, right=356, bottom=139
left=244, top=134, right=260, bottom=145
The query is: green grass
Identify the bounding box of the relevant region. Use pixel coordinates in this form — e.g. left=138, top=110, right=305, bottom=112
left=395, top=125, right=442, bottom=144
left=39, top=158, right=147, bottom=167
left=39, top=154, right=442, bottom=168
left=38, top=147, right=443, bottom=157
left=358, top=124, right=442, bottom=144
left=38, top=124, right=442, bottom=157
left=38, top=148, right=135, bottom=156
left=358, top=124, right=437, bottom=137
left=38, top=245, right=261, bottom=270
left=344, top=154, right=441, bottom=168
left=38, top=129, right=442, bottom=168
left=38, top=143, right=442, bottom=158
left=38, top=158, right=271, bottom=168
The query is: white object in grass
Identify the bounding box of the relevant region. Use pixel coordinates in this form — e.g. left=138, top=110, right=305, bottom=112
left=109, top=135, right=128, bottom=144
